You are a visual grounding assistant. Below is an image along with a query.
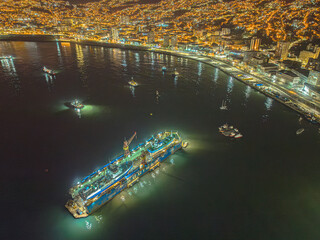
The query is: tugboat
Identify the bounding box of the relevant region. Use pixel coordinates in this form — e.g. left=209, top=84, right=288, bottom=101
left=162, top=66, right=167, bottom=72
left=43, top=66, right=55, bottom=75
left=128, top=77, right=138, bottom=87
left=220, top=100, right=228, bottom=110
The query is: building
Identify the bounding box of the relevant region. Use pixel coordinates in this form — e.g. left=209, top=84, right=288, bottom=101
left=249, top=55, right=268, bottom=66
left=221, top=28, right=231, bottom=36
left=111, top=28, right=119, bottom=41
left=163, top=35, right=170, bottom=47
left=304, top=83, right=320, bottom=99
left=307, top=70, right=320, bottom=86
left=276, top=70, right=300, bottom=85
left=147, top=31, right=155, bottom=44
left=120, top=16, right=129, bottom=25
left=250, top=37, right=260, bottom=51
left=306, top=58, right=320, bottom=71
left=171, top=36, right=178, bottom=47
left=258, top=63, right=278, bottom=73
left=243, top=51, right=258, bottom=62
left=275, top=41, right=290, bottom=60
left=299, top=47, right=320, bottom=66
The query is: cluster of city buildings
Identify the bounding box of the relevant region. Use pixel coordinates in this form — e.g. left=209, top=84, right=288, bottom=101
left=0, top=0, right=320, bottom=99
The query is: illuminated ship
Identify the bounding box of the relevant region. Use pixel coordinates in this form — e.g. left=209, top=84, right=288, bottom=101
left=65, top=131, right=187, bottom=218
left=43, top=66, right=55, bottom=75
left=70, top=99, right=84, bottom=110
left=128, top=77, right=138, bottom=87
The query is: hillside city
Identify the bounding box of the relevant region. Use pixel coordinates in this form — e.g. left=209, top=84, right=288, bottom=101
left=1, top=0, right=320, bottom=123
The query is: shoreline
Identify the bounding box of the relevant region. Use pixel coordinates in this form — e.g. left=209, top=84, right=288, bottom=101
left=1, top=34, right=319, bottom=125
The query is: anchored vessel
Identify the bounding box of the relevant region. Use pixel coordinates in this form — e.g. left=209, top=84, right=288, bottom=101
left=65, top=131, right=187, bottom=218
left=43, top=66, right=55, bottom=75
left=219, top=123, right=243, bottom=139
left=70, top=99, right=84, bottom=110
left=128, top=77, right=138, bottom=87
left=296, top=128, right=304, bottom=135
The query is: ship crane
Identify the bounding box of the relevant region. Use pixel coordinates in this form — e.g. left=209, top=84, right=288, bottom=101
left=123, top=132, right=137, bottom=157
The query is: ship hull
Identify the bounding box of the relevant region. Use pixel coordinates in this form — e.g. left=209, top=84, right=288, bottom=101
left=84, top=142, right=182, bottom=215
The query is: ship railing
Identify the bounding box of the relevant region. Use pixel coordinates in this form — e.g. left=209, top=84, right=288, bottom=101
left=77, top=132, right=180, bottom=185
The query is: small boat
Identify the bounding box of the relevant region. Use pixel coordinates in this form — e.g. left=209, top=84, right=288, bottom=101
left=299, top=117, right=303, bottom=122
left=219, top=123, right=243, bottom=139
left=69, top=99, right=84, bottom=110
left=234, top=133, right=243, bottom=139
left=296, top=128, right=304, bottom=135
left=43, top=66, right=55, bottom=75
left=220, top=100, right=228, bottom=110
left=162, top=66, right=167, bottom=72
left=172, top=69, right=179, bottom=76
left=128, top=77, right=138, bottom=87
left=182, top=141, right=189, bottom=148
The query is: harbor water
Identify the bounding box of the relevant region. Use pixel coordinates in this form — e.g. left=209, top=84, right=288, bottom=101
left=1, top=41, right=320, bottom=240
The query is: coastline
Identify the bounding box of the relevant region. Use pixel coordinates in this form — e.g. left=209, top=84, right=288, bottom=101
left=1, top=34, right=319, bottom=125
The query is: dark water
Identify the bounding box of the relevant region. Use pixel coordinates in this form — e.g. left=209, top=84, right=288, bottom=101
left=1, top=41, right=320, bottom=240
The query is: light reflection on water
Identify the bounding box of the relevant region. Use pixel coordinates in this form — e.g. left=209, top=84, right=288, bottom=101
left=244, top=85, right=251, bottom=101
left=227, top=76, right=234, bottom=94
left=265, top=97, right=273, bottom=111
left=0, top=58, right=21, bottom=95
left=198, top=62, right=202, bottom=77
left=2, top=41, right=320, bottom=240
left=44, top=73, right=54, bottom=92
left=213, top=68, right=219, bottom=83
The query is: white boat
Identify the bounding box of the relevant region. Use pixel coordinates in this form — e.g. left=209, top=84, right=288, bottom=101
left=220, top=100, right=228, bottom=110
left=296, top=128, right=304, bottom=135
left=234, top=133, right=243, bottom=139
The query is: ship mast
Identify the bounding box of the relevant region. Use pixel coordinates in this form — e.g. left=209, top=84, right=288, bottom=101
left=123, top=132, right=137, bottom=157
